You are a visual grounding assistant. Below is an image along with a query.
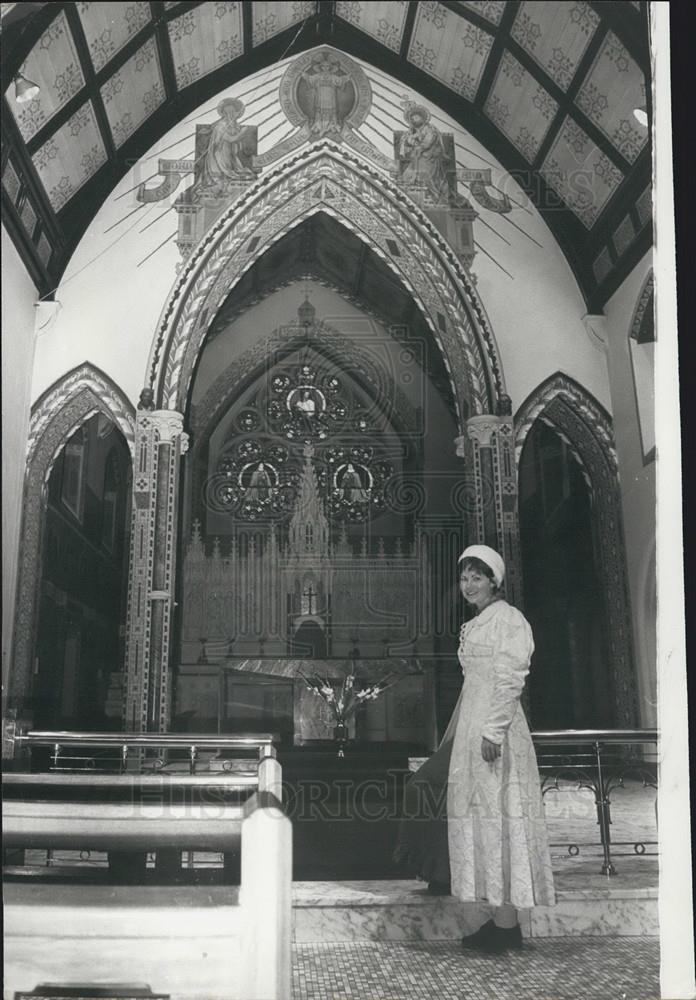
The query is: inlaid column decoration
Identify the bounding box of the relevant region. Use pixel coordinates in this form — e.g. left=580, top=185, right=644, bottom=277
left=124, top=398, right=188, bottom=732
left=456, top=396, right=523, bottom=609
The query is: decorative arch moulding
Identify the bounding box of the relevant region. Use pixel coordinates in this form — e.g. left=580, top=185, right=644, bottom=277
left=145, top=143, right=508, bottom=431
left=513, top=372, right=618, bottom=472
left=27, top=363, right=136, bottom=470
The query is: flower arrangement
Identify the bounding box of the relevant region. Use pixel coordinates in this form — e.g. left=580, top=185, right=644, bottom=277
left=299, top=668, right=400, bottom=730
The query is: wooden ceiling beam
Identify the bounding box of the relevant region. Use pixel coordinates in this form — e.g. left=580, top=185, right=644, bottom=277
left=151, top=1, right=180, bottom=103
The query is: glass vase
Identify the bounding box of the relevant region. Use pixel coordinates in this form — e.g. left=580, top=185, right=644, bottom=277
left=333, top=721, right=348, bottom=757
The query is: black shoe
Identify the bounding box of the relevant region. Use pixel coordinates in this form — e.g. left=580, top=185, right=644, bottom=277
left=427, top=880, right=451, bottom=895
left=461, top=920, right=523, bottom=954
left=493, top=923, right=523, bottom=951
left=461, top=919, right=496, bottom=950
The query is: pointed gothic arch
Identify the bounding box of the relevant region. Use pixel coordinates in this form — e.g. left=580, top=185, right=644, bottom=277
left=146, top=143, right=506, bottom=426
left=10, top=364, right=135, bottom=712
left=514, top=372, right=637, bottom=726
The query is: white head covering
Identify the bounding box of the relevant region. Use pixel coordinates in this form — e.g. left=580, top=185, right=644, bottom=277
left=458, top=544, right=505, bottom=588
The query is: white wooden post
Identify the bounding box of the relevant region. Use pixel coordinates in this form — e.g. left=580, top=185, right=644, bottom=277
left=258, top=755, right=283, bottom=799
left=239, top=794, right=292, bottom=1000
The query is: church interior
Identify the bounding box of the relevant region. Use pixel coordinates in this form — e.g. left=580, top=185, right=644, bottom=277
left=1, top=3, right=691, bottom=999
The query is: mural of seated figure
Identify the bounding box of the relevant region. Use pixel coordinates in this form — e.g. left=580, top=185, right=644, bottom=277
left=198, top=98, right=259, bottom=196
left=396, top=104, right=453, bottom=207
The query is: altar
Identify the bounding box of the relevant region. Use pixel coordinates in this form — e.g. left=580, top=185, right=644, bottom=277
left=174, top=657, right=439, bottom=750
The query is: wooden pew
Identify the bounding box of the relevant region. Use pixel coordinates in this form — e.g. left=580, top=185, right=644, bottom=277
left=3, top=755, right=291, bottom=1000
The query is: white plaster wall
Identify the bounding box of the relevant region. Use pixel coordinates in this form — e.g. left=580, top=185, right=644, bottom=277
left=30, top=50, right=610, bottom=421
left=474, top=239, right=612, bottom=414
left=1, top=226, right=38, bottom=707
left=603, top=250, right=656, bottom=726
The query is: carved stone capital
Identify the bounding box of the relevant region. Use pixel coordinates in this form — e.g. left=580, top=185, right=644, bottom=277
left=466, top=414, right=501, bottom=447
left=150, top=409, right=186, bottom=444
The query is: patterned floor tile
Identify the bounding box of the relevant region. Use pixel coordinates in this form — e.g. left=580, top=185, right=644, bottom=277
left=292, top=937, right=659, bottom=999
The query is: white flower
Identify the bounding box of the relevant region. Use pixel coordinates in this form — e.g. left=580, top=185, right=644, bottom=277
left=346, top=675, right=354, bottom=690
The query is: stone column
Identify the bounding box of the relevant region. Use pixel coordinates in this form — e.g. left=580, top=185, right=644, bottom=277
left=124, top=406, right=188, bottom=732
left=455, top=398, right=523, bottom=609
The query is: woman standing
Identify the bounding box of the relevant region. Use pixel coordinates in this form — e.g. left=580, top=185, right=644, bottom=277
left=450, top=544, right=555, bottom=950
left=395, top=544, right=555, bottom=952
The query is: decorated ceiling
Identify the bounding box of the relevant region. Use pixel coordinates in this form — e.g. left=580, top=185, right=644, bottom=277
left=2, top=2, right=651, bottom=308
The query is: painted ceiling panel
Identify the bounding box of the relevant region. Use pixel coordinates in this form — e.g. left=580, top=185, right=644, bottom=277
left=455, top=2, right=506, bottom=27
left=335, top=0, right=409, bottom=54
left=484, top=49, right=558, bottom=162
left=575, top=31, right=647, bottom=164
left=168, top=2, right=243, bottom=90
left=510, top=1, right=599, bottom=91
left=2, top=159, right=21, bottom=205
left=252, top=1, right=315, bottom=47
left=37, top=231, right=52, bottom=267
left=612, top=213, right=635, bottom=257
left=19, top=194, right=38, bottom=236
left=7, top=10, right=84, bottom=142
left=100, top=37, right=166, bottom=148
left=31, top=99, right=107, bottom=211
left=592, top=245, right=612, bottom=283
left=77, top=0, right=152, bottom=73
left=408, top=1, right=494, bottom=100
left=541, top=116, right=624, bottom=228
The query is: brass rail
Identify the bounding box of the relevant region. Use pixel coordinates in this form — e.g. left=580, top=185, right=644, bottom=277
left=532, top=728, right=658, bottom=876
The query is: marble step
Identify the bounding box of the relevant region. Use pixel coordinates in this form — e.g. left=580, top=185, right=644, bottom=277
left=291, top=878, right=658, bottom=942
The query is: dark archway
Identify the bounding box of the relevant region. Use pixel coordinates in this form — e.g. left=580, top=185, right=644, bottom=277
left=519, top=419, right=612, bottom=729
left=515, top=373, right=637, bottom=728
left=10, top=365, right=135, bottom=718
left=32, top=413, right=132, bottom=729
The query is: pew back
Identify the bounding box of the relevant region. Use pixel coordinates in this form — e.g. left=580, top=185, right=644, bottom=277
left=3, top=738, right=291, bottom=1000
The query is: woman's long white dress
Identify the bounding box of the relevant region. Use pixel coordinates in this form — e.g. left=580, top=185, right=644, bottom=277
left=447, top=600, right=556, bottom=909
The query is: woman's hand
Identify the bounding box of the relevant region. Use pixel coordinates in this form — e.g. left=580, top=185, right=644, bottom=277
left=481, top=737, right=501, bottom=762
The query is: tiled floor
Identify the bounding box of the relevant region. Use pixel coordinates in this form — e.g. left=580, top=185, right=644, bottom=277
left=292, top=938, right=659, bottom=1000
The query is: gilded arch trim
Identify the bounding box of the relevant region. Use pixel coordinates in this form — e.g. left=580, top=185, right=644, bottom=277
left=146, top=142, right=506, bottom=426
left=10, top=365, right=135, bottom=712
left=514, top=372, right=637, bottom=726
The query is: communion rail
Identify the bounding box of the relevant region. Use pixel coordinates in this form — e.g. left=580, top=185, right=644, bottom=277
left=5, top=727, right=277, bottom=772
left=532, top=728, right=658, bottom=876
left=3, top=733, right=290, bottom=1000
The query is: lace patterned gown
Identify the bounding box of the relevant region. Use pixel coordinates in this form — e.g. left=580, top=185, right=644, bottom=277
left=447, top=600, right=556, bottom=909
